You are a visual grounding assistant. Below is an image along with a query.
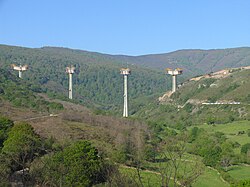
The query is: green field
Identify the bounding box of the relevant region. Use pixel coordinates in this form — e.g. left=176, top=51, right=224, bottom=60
left=119, top=153, right=231, bottom=187
left=120, top=165, right=230, bottom=187
left=193, top=167, right=229, bottom=187
left=119, top=167, right=163, bottom=187
left=228, top=165, right=250, bottom=180
left=190, top=120, right=250, bottom=147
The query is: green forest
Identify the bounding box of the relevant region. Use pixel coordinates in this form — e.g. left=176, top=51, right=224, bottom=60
left=0, top=45, right=168, bottom=112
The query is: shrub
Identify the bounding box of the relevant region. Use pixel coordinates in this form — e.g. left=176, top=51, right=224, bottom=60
left=203, top=146, right=222, bottom=167
left=231, top=179, right=250, bottom=187
left=241, top=143, right=250, bottom=154
left=247, top=129, right=250, bottom=137
left=0, top=116, right=14, bottom=148
left=48, top=102, right=64, bottom=111
left=31, top=141, right=110, bottom=186
left=2, top=122, right=42, bottom=171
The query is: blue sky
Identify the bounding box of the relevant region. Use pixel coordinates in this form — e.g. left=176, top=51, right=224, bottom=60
left=0, top=0, right=249, bottom=55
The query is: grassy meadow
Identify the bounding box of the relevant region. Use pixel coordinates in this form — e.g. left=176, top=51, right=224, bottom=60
left=188, top=120, right=250, bottom=152
left=227, top=165, right=250, bottom=180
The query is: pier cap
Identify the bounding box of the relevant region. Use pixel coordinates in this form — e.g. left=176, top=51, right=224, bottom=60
left=66, top=66, right=75, bottom=74
left=120, top=68, right=131, bottom=75
left=166, top=68, right=183, bottom=75
left=11, top=64, right=28, bottom=71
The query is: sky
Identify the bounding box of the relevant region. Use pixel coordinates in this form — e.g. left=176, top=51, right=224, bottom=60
left=0, top=0, right=250, bottom=55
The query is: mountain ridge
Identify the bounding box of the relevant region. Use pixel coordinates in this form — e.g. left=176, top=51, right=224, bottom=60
left=0, top=44, right=250, bottom=73
left=40, top=45, right=250, bottom=77
left=1, top=44, right=250, bottom=111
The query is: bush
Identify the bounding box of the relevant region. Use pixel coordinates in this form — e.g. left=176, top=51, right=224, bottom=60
left=247, top=129, right=250, bottom=137
left=0, top=116, right=14, bottom=148
left=203, top=146, right=222, bottom=167
left=207, top=116, right=216, bottom=125
left=231, top=179, right=250, bottom=187
left=189, top=127, right=200, bottom=142
left=241, top=143, right=250, bottom=154
left=48, top=102, right=64, bottom=111
left=2, top=122, right=42, bottom=171
left=232, top=141, right=241, bottom=148
left=184, top=103, right=194, bottom=113
left=143, top=144, right=156, bottom=162
left=31, top=141, right=110, bottom=186
left=0, top=154, right=11, bottom=184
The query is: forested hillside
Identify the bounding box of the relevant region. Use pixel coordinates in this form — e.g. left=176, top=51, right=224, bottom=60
left=1, top=44, right=250, bottom=112
left=0, top=45, right=167, bottom=111
left=122, top=47, right=250, bottom=76
left=135, top=67, right=250, bottom=126
left=0, top=68, right=63, bottom=112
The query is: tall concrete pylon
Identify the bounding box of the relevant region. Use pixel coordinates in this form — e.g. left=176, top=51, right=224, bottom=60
left=11, top=64, right=28, bottom=78
left=66, top=66, right=75, bottom=99
left=120, top=68, right=131, bottom=117
left=166, top=68, right=183, bottom=93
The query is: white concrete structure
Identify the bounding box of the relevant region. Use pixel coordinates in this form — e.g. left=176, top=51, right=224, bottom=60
left=66, top=66, right=75, bottom=99
left=166, top=68, right=183, bottom=93
left=11, top=64, right=28, bottom=78
left=120, top=68, right=131, bottom=117
left=202, top=102, right=241, bottom=105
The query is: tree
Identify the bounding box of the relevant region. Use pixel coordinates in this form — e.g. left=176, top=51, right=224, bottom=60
left=158, top=134, right=203, bottom=187
left=0, top=116, right=14, bottom=148
left=63, top=141, right=106, bottom=186
left=203, top=145, right=222, bottom=167
left=247, top=129, right=250, bottom=137
left=189, top=127, right=200, bottom=142
left=220, top=142, right=234, bottom=171
left=0, top=153, right=11, bottom=185
left=143, top=144, right=157, bottom=162
left=207, top=116, right=216, bottom=125
left=31, top=141, right=109, bottom=187
left=241, top=143, right=250, bottom=154
left=2, top=122, right=41, bottom=171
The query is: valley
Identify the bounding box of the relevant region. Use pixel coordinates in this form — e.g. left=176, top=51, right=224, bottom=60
left=0, top=44, right=249, bottom=186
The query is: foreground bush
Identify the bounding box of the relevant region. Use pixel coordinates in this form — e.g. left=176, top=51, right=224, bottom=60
left=31, top=140, right=111, bottom=186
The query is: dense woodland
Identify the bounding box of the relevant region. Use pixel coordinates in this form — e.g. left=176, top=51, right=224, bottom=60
left=0, top=45, right=168, bottom=112
left=0, top=69, right=63, bottom=112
